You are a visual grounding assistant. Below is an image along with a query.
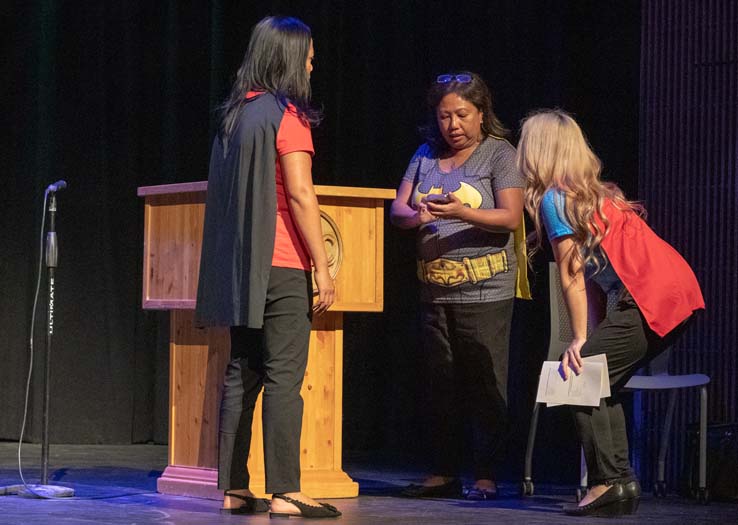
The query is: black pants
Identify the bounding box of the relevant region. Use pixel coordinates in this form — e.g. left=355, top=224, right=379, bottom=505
left=421, top=299, right=513, bottom=481
left=218, top=267, right=313, bottom=494
left=573, top=287, right=690, bottom=486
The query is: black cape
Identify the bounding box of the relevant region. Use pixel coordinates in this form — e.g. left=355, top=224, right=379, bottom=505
left=195, top=93, right=288, bottom=328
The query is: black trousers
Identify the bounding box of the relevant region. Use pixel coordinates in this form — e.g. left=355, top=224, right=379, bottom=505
left=217, top=267, right=313, bottom=494
left=421, top=299, right=513, bottom=481
left=573, top=287, right=690, bottom=486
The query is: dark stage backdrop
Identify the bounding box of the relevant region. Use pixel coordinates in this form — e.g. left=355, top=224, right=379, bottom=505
left=2, top=1, right=640, bottom=484
left=636, top=0, right=738, bottom=490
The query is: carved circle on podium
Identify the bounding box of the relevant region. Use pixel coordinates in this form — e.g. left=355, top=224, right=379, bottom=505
left=322, top=211, right=343, bottom=279
left=312, top=211, right=343, bottom=290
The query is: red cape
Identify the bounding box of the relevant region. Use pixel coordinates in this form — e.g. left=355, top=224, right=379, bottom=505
left=596, top=200, right=705, bottom=337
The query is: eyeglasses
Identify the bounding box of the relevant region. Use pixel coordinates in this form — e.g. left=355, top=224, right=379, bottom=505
left=436, top=74, right=472, bottom=84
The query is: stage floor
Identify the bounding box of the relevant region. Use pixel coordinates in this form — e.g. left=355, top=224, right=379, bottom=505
left=0, top=443, right=734, bottom=524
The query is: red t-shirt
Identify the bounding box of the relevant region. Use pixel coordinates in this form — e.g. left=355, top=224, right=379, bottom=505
left=246, top=92, right=314, bottom=270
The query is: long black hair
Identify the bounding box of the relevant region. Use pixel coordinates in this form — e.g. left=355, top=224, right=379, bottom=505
left=420, top=71, right=508, bottom=154
left=219, top=16, right=321, bottom=140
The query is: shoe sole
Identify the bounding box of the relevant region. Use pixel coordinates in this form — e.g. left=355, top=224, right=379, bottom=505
left=565, top=496, right=640, bottom=517
left=591, top=497, right=640, bottom=517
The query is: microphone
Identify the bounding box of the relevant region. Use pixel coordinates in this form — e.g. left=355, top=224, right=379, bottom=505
left=46, top=180, right=67, bottom=192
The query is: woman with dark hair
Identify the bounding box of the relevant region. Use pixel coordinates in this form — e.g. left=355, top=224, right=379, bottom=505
left=391, top=72, right=529, bottom=500
left=195, top=16, right=340, bottom=519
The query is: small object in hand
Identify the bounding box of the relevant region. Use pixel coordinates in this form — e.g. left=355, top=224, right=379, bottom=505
left=425, top=193, right=451, bottom=204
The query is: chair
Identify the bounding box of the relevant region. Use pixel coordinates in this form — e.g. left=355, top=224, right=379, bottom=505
left=520, top=262, right=710, bottom=503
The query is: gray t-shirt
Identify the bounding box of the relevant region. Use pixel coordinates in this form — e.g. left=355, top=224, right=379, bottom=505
left=401, top=136, right=525, bottom=303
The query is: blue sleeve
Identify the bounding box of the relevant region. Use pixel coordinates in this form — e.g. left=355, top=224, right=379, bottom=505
left=540, top=189, right=575, bottom=241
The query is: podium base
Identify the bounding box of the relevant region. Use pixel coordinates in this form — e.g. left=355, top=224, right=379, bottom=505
left=157, top=465, right=358, bottom=500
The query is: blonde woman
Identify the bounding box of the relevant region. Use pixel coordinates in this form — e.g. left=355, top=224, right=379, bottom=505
left=517, top=109, right=704, bottom=517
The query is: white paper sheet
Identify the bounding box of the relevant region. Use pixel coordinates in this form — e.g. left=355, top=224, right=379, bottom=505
left=582, top=354, right=610, bottom=398
left=535, top=354, right=611, bottom=407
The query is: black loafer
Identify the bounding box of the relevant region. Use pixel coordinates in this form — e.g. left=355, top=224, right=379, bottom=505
left=400, top=478, right=462, bottom=498
left=563, top=483, right=639, bottom=517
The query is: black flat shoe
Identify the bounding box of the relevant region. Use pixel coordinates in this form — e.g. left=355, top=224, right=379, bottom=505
left=463, top=485, right=498, bottom=500
left=220, top=492, right=270, bottom=514
left=269, top=493, right=341, bottom=519
left=563, top=483, right=639, bottom=517
left=400, top=478, right=462, bottom=499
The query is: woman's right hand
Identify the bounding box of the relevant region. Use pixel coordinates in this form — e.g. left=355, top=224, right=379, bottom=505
left=417, top=204, right=436, bottom=225
left=391, top=180, right=437, bottom=229
left=313, top=267, right=335, bottom=315
left=559, top=338, right=586, bottom=380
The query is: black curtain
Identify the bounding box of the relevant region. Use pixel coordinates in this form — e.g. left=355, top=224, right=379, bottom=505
left=636, top=0, right=738, bottom=489
left=1, top=0, right=639, bottom=482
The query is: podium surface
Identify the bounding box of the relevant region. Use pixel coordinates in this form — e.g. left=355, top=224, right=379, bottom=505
left=137, top=181, right=394, bottom=499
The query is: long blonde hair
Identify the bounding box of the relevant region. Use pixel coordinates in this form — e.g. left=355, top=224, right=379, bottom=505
left=516, top=109, right=641, bottom=276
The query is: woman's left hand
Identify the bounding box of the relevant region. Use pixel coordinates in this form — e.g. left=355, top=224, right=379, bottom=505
left=425, top=192, right=466, bottom=219
left=312, top=267, right=335, bottom=315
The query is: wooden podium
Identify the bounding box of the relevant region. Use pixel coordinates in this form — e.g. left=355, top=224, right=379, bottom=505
left=137, top=181, right=395, bottom=499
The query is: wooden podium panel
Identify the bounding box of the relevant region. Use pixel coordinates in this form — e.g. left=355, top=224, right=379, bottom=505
left=139, top=182, right=394, bottom=312
left=138, top=182, right=395, bottom=499
left=316, top=196, right=385, bottom=311
left=142, top=188, right=205, bottom=310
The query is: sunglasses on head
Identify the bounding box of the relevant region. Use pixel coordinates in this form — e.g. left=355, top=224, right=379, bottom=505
left=436, top=74, right=472, bottom=84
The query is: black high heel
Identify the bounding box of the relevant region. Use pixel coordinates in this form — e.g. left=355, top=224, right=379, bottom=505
left=622, top=479, right=642, bottom=499
left=564, top=482, right=640, bottom=517
left=621, top=479, right=642, bottom=514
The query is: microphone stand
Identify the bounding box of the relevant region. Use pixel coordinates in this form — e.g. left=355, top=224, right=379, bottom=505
left=25, top=187, right=74, bottom=497
left=2, top=182, right=73, bottom=498
left=41, top=191, right=57, bottom=486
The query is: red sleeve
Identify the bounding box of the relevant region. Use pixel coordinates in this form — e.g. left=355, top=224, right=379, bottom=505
left=276, top=105, right=314, bottom=157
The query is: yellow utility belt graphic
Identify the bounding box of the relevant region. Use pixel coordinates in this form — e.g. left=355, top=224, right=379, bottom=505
left=417, top=251, right=508, bottom=287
